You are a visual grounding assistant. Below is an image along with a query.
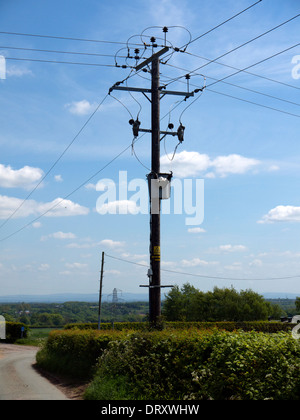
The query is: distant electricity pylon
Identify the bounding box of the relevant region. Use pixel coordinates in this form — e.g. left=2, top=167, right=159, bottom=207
left=107, top=287, right=124, bottom=328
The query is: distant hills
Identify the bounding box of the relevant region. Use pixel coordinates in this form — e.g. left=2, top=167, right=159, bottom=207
left=0, top=291, right=298, bottom=303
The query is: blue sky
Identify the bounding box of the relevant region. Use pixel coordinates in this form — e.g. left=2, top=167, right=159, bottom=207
left=0, top=0, right=300, bottom=299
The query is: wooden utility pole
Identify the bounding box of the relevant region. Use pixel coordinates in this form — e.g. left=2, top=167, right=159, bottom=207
left=109, top=45, right=194, bottom=327
left=97, top=251, right=104, bottom=330
left=149, top=55, right=161, bottom=324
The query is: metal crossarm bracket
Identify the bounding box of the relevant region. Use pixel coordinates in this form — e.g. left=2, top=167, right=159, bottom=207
left=109, top=85, right=194, bottom=99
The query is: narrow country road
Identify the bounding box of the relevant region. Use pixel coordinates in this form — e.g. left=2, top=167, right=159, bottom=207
left=0, top=344, right=69, bottom=400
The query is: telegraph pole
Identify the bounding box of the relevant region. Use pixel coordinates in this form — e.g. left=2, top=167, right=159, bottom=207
left=98, top=251, right=104, bottom=330
left=109, top=42, right=195, bottom=327
left=149, top=55, right=161, bottom=325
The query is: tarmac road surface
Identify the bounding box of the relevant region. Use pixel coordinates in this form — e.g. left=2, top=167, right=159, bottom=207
left=0, top=344, right=69, bottom=400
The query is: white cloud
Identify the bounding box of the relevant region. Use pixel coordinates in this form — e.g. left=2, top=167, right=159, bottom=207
left=85, top=183, right=97, bottom=190
left=211, top=154, right=260, bottom=177
left=66, top=242, right=95, bottom=249
left=65, top=100, right=97, bottom=115
left=6, top=65, right=33, bottom=77
left=38, top=263, right=50, bottom=271
left=54, top=175, right=63, bottom=182
left=0, top=195, right=38, bottom=219
left=224, top=262, right=243, bottom=271
left=51, top=231, right=76, bottom=239
left=105, top=269, right=121, bottom=275
left=218, top=244, right=247, bottom=252
left=0, top=195, right=89, bottom=219
left=188, top=227, right=206, bottom=234
left=100, top=239, right=125, bottom=249
left=181, top=258, right=218, bottom=267
left=268, top=165, right=280, bottom=172
left=41, top=231, right=76, bottom=241
left=97, top=200, right=140, bottom=215
left=65, top=262, right=88, bottom=269
left=39, top=198, right=89, bottom=217
left=161, top=151, right=210, bottom=178
left=0, top=164, right=43, bottom=189
left=32, top=221, right=42, bottom=228
left=249, top=259, right=263, bottom=267
left=258, top=205, right=300, bottom=223
left=160, top=151, right=260, bottom=178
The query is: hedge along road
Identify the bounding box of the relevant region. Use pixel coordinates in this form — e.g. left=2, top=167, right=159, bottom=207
left=0, top=344, right=68, bottom=400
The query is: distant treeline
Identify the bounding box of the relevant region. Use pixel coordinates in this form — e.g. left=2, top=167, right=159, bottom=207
left=0, top=285, right=299, bottom=326
left=0, top=301, right=149, bottom=326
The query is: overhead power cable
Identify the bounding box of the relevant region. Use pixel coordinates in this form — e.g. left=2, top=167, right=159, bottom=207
left=0, top=31, right=144, bottom=46
left=205, top=42, right=300, bottom=89
left=162, top=67, right=300, bottom=118
left=176, top=13, right=300, bottom=81
left=0, top=141, right=132, bottom=243
left=183, top=50, right=300, bottom=92
left=0, top=84, right=186, bottom=243
left=0, top=44, right=130, bottom=59
left=104, top=253, right=300, bottom=281
left=206, top=88, right=300, bottom=118
left=181, top=0, right=263, bottom=49
left=5, top=57, right=117, bottom=67
left=0, top=94, right=109, bottom=230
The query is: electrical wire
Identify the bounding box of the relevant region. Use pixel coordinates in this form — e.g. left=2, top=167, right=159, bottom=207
left=163, top=67, right=300, bottom=118
left=0, top=93, right=110, bottom=230
left=179, top=77, right=206, bottom=124
left=0, top=142, right=133, bottom=243
left=104, top=252, right=300, bottom=281
left=206, top=88, right=300, bottom=118
left=164, top=62, right=300, bottom=110
left=0, top=44, right=128, bottom=59
left=182, top=50, right=300, bottom=92
left=180, top=0, right=263, bottom=50
left=0, top=75, right=187, bottom=243
left=164, top=14, right=300, bottom=88
left=5, top=56, right=120, bottom=67
left=108, top=81, right=149, bottom=170
left=0, top=31, right=145, bottom=46
left=205, top=41, right=300, bottom=89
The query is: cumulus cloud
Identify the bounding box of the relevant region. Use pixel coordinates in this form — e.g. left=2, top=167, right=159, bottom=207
left=0, top=195, right=89, bottom=219
left=38, top=263, right=50, bottom=271
left=211, top=154, right=260, bottom=177
left=218, top=244, right=247, bottom=252
left=258, top=205, right=300, bottom=223
left=181, top=258, right=218, bottom=267
left=65, top=262, right=88, bottom=269
left=97, top=200, right=141, bottom=215
left=41, top=231, right=76, bottom=241
left=65, top=100, right=97, bottom=115
left=161, top=151, right=210, bottom=178
left=54, top=175, right=63, bottom=182
left=188, top=227, right=206, bottom=234
left=0, top=164, right=44, bottom=189
left=99, top=239, right=125, bottom=249
left=160, top=151, right=261, bottom=178
left=39, top=198, right=89, bottom=217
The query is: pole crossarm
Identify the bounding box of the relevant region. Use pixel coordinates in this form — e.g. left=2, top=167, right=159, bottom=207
left=109, top=85, right=194, bottom=98
left=139, top=128, right=177, bottom=137
left=135, top=46, right=170, bottom=71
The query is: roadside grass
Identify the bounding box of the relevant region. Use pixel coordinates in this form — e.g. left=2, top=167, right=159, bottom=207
left=15, top=328, right=57, bottom=346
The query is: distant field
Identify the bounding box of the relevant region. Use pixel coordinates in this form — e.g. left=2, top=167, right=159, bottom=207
left=16, top=328, right=58, bottom=346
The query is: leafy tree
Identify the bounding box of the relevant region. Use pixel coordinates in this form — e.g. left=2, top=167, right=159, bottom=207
left=163, top=283, right=280, bottom=322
